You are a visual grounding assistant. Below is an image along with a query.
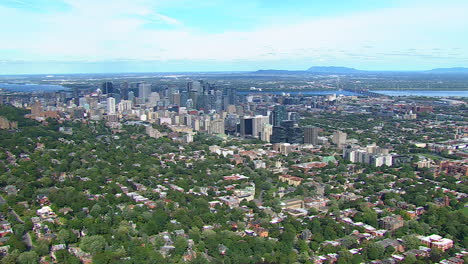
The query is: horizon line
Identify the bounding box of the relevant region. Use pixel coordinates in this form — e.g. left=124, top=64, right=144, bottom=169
left=1, top=66, right=468, bottom=76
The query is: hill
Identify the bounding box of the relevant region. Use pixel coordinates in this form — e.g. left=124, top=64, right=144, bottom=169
left=306, top=66, right=362, bottom=73
left=426, top=67, right=468, bottom=73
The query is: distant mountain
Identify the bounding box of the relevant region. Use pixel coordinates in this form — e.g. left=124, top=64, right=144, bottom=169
left=426, top=67, right=468, bottom=73
left=254, top=69, right=307, bottom=74
left=306, top=66, right=362, bottom=73
left=253, top=66, right=468, bottom=75
left=253, top=66, right=363, bottom=75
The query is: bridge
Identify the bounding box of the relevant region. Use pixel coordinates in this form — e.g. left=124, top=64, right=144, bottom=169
left=343, top=88, right=384, bottom=97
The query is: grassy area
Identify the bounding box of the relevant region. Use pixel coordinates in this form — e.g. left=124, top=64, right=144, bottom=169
left=421, top=153, right=443, bottom=161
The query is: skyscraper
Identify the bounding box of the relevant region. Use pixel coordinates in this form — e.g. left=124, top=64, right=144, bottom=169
left=138, top=83, right=151, bottom=103
left=101, top=82, right=114, bottom=94
left=252, top=115, right=269, bottom=138
left=271, top=120, right=303, bottom=144
left=261, top=124, right=273, bottom=142
left=333, top=131, right=347, bottom=149
left=106, top=97, right=116, bottom=114
left=304, top=126, right=320, bottom=145
left=272, top=105, right=287, bottom=126
left=121, top=81, right=129, bottom=99
left=240, top=116, right=254, bottom=137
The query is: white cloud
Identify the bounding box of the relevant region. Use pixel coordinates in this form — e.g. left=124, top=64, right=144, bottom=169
left=0, top=0, right=467, bottom=67
left=151, top=13, right=183, bottom=26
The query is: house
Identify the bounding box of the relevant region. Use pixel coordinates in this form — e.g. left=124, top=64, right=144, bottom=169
left=419, top=234, right=454, bottom=251
left=279, top=175, right=303, bottom=186
left=223, top=174, right=249, bottom=181
left=51, top=244, right=66, bottom=260
left=0, top=221, right=13, bottom=238
left=377, top=239, right=405, bottom=252
left=281, top=198, right=304, bottom=210
left=36, top=206, right=57, bottom=220
left=68, top=246, right=92, bottom=264
left=379, top=215, right=404, bottom=231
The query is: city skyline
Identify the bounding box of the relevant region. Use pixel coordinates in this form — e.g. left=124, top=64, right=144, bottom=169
left=1, top=0, right=468, bottom=74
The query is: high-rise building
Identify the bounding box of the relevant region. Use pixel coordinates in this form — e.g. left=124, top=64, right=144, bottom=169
left=261, top=124, right=273, bottom=142
left=102, top=82, right=114, bottom=94
left=117, top=100, right=132, bottom=113
left=333, top=131, right=347, bottom=148
left=272, top=105, right=287, bottom=126
left=240, top=116, right=254, bottom=137
left=252, top=115, right=269, bottom=138
left=171, top=92, right=181, bottom=106
left=128, top=91, right=135, bottom=102
left=271, top=120, right=303, bottom=144
left=304, top=126, right=320, bottom=145
left=106, top=97, right=116, bottom=114
left=209, top=119, right=225, bottom=135
left=121, top=81, right=129, bottom=99
left=138, top=83, right=152, bottom=103
left=148, top=92, right=160, bottom=107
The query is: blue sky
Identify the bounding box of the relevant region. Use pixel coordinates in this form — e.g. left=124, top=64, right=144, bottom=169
left=0, top=0, right=467, bottom=74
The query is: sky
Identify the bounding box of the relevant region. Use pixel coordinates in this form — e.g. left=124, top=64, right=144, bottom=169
left=0, top=0, right=468, bottom=74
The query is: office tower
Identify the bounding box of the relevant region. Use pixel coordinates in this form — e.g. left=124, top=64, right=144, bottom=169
left=148, top=92, right=160, bottom=107
left=271, top=120, right=303, bottom=144
left=138, top=83, right=152, bottom=103
left=106, top=97, right=116, bottom=114
left=187, top=81, right=193, bottom=92
left=128, top=91, right=135, bottom=102
left=214, top=90, right=223, bottom=112
left=223, top=87, right=237, bottom=107
left=121, top=81, right=129, bottom=99
left=209, top=119, right=225, bottom=135
left=304, top=126, right=320, bottom=145
left=171, top=92, right=181, bottom=106
left=272, top=105, right=287, bottom=126
left=333, top=131, right=347, bottom=148
left=179, top=91, right=189, bottom=107
left=102, top=82, right=114, bottom=94
left=252, top=115, right=269, bottom=138
left=187, top=80, right=202, bottom=93
left=261, top=124, right=273, bottom=142
left=72, top=87, right=80, bottom=106
left=117, top=100, right=132, bottom=113
left=240, top=116, right=254, bottom=137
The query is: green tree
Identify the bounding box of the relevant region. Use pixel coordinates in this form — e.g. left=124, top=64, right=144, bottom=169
left=402, top=235, right=421, bottom=250
left=363, top=242, right=384, bottom=260
left=174, top=236, right=188, bottom=256
left=0, top=254, right=17, bottom=264
left=79, top=235, right=107, bottom=254
left=56, top=229, right=77, bottom=244
left=54, top=250, right=81, bottom=264
left=33, top=241, right=50, bottom=257
left=17, top=252, right=39, bottom=264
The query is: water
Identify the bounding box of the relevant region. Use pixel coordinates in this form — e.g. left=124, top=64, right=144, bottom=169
left=238, top=90, right=359, bottom=96
left=370, top=90, right=468, bottom=97
left=239, top=90, right=468, bottom=97
left=1, top=83, right=466, bottom=97
left=0, top=83, right=68, bottom=92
